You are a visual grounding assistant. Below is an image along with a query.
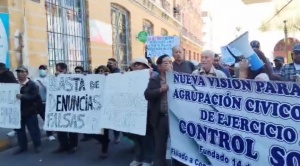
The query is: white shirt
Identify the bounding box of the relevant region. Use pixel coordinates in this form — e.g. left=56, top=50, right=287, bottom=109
left=255, top=73, right=270, bottom=81
left=294, top=63, right=300, bottom=71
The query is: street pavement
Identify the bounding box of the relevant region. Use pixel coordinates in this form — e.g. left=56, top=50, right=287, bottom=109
left=0, top=117, right=44, bottom=151
left=0, top=128, right=10, bottom=141
left=0, top=135, right=134, bottom=166
left=0, top=133, right=172, bottom=166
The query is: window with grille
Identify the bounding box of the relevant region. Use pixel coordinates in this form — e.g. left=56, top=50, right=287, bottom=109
left=143, top=19, right=154, bottom=36
left=111, top=4, right=131, bottom=70
left=45, top=0, right=88, bottom=73
left=161, top=28, right=168, bottom=36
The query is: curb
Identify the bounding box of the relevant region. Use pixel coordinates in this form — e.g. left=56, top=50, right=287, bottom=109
left=0, top=139, right=11, bottom=152
left=0, top=131, right=47, bottom=153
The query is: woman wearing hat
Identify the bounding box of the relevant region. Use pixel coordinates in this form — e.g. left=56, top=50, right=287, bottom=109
left=128, top=57, right=155, bottom=166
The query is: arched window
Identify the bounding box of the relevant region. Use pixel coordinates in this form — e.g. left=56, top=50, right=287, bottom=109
left=161, top=28, right=168, bottom=36
left=46, top=0, right=88, bottom=73
left=111, top=4, right=131, bottom=69
left=143, top=19, right=154, bottom=35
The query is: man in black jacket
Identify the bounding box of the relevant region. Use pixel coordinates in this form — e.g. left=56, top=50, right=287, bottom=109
left=14, top=66, right=42, bottom=154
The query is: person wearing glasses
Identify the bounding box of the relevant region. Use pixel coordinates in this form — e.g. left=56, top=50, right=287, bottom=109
left=53, top=63, right=79, bottom=154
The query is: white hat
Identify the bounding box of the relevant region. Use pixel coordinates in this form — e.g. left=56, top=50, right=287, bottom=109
left=131, top=57, right=150, bottom=68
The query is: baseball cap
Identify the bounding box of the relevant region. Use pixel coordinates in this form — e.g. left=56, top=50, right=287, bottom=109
left=274, top=56, right=284, bottom=62
left=0, top=63, right=6, bottom=71
left=250, top=40, right=260, bottom=49
left=15, top=65, right=28, bottom=72
left=131, top=57, right=150, bottom=68
left=38, top=65, right=47, bottom=70
left=293, top=44, right=300, bottom=52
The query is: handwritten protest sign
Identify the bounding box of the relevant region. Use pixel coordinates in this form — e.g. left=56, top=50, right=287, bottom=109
left=146, top=36, right=180, bottom=58
left=167, top=72, right=300, bottom=166
left=100, top=70, right=149, bottom=135
left=44, top=74, right=105, bottom=134
left=0, top=83, right=20, bottom=129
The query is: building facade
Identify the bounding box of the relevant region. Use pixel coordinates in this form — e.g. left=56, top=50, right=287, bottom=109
left=0, top=0, right=202, bottom=74
left=179, top=0, right=203, bottom=61
left=201, top=11, right=213, bottom=50
left=242, top=0, right=271, bottom=4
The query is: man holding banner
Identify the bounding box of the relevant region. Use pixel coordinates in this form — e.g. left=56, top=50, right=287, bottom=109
left=128, top=57, right=155, bottom=166
left=144, top=54, right=173, bottom=166
left=53, top=63, right=79, bottom=154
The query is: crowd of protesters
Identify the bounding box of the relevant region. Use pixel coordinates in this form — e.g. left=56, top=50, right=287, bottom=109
left=0, top=41, right=300, bottom=166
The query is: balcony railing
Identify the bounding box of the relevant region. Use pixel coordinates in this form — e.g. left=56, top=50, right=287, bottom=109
left=181, top=27, right=203, bottom=46
left=161, top=0, right=170, bottom=13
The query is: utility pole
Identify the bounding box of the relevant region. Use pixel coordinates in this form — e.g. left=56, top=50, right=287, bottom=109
left=284, top=20, right=291, bottom=63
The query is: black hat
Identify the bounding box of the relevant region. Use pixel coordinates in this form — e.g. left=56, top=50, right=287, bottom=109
left=274, top=56, right=284, bottom=62
left=39, top=65, right=47, bottom=70
left=250, top=40, right=260, bottom=49
left=0, top=63, right=6, bottom=71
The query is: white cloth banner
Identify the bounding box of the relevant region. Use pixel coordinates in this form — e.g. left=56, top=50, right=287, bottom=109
left=44, top=74, right=106, bottom=134
left=167, top=72, right=300, bottom=166
left=100, top=69, right=149, bottom=136
left=0, top=83, right=20, bottom=129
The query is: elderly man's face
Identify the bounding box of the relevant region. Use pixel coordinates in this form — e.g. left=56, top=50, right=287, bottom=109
left=201, top=54, right=213, bottom=70
left=173, top=47, right=183, bottom=61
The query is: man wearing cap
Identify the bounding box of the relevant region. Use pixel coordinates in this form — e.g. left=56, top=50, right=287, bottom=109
left=128, top=57, right=154, bottom=166
left=14, top=66, right=42, bottom=154
left=34, top=65, right=55, bottom=141
left=281, top=44, right=300, bottom=82
left=250, top=40, right=260, bottom=50
left=273, top=56, right=284, bottom=75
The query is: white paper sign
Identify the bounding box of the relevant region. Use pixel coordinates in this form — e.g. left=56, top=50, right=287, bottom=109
left=100, top=70, right=150, bottom=135
left=44, top=74, right=105, bottom=134
left=0, top=83, right=20, bottom=129
left=147, top=36, right=180, bottom=58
